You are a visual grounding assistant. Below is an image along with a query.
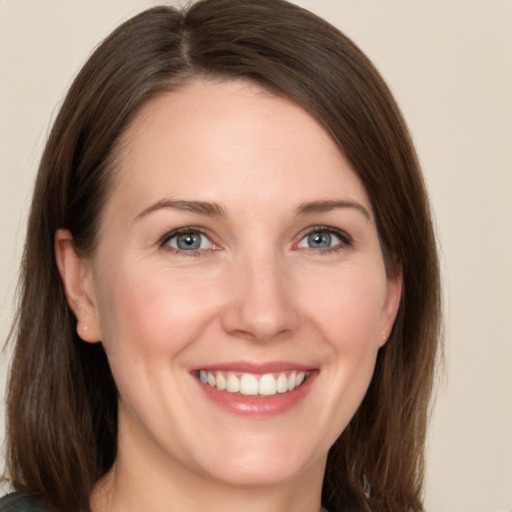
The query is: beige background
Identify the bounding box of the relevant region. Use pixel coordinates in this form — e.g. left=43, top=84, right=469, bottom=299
left=1, top=1, right=511, bottom=511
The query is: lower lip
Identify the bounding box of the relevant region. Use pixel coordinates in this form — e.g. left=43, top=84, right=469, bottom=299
left=196, top=372, right=317, bottom=417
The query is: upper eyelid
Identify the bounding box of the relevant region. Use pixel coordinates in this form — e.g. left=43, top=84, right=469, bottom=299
left=157, top=224, right=352, bottom=251
left=296, top=225, right=352, bottom=242
left=159, top=226, right=213, bottom=246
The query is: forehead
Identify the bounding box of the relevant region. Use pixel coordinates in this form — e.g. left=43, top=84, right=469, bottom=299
left=108, top=79, right=371, bottom=217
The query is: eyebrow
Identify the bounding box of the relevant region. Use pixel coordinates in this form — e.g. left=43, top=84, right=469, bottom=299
left=135, top=198, right=370, bottom=222
left=135, top=199, right=226, bottom=220
left=296, top=200, right=371, bottom=220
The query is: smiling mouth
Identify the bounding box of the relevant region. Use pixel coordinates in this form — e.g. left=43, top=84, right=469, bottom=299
left=197, top=370, right=309, bottom=396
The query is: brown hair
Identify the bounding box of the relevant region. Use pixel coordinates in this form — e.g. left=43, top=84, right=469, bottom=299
left=4, top=1, right=441, bottom=511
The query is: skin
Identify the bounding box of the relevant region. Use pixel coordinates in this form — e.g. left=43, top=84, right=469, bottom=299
left=56, top=80, right=402, bottom=512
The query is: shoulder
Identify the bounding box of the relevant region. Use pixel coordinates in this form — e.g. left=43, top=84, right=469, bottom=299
left=0, top=494, right=51, bottom=512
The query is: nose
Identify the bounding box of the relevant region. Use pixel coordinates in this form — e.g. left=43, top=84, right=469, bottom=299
left=221, top=251, right=300, bottom=343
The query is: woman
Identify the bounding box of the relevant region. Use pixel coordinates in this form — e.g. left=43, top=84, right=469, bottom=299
left=2, top=1, right=441, bottom=511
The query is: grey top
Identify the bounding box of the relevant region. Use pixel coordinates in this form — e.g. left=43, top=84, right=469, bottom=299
left=0, top=495, right=50, bottom=512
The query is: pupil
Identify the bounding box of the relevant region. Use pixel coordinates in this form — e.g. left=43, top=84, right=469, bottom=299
left=178, top=233, right=200, bottom=250
left=308, top=231, right=331, bottom=248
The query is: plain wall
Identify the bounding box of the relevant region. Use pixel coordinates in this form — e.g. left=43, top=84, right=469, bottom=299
left=1, top=1, right=511, bottom=511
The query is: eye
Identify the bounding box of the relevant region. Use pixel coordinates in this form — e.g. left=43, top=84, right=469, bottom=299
left=297, top=227, right=349, bottom=251
left=163, top=229, right=214, bottom=252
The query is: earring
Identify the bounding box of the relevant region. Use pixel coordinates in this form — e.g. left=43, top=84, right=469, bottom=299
left=381, top=330, right=387, bottom=342
left=84, top=325, right=88, bottom=331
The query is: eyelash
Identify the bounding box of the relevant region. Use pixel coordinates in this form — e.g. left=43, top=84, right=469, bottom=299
left=295, top=225, right=352, bottom=254
left=160, top=227, right=216, bottom=257
left=159, top=225, right=352, bottom=256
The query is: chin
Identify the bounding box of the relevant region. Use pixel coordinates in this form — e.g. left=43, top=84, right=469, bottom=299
left=186, top=428, right=329, bottom=489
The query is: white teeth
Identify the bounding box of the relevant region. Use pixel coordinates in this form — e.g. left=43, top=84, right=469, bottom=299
left=296, top=371, right=306, bottom=387
left=198, top=369, right=308, bottom=396
left=216, top=372, right=226, bottom=390
left=287, top=372, right=296, bottom=390
left=259, top=373, right=277, bottom=396
left=226, top=374, right=240, bottom=393
left=240, top=373, right=259, bottom=395
left=276, top=373, right=288, bottom=393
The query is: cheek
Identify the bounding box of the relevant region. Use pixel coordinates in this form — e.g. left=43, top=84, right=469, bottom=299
left=92, top=266, right=206, bottom=411
left=286, top=266, right=388, bottom=445
left=94, top=269, right=167, bottom=357
left=94, top=262, right=223, bottom=362
left=302, top=264, right=388, bottom=349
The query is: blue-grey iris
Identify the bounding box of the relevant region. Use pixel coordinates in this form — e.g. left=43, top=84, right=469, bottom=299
left=308, top=231, right=331, bottom=249
left=176, top=232, right=202, bottom=250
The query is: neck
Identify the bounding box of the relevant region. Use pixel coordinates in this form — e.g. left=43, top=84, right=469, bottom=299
left=91, top=435, right=326, bottom=512
left=91, top=408, right=327, bottom=512
left=92, top=464, right=326, bottom=512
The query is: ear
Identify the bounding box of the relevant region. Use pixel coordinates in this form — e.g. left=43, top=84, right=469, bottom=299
left=379, top=261, right=403, bottom=347
left=55, top=229, right=101, bottom=343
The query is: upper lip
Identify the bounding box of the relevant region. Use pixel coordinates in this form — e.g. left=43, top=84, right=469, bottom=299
left=192, top=361, right=314, bottom=374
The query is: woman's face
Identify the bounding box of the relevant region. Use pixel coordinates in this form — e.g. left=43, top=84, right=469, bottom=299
left=76, top=80, right=401, bottom=488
